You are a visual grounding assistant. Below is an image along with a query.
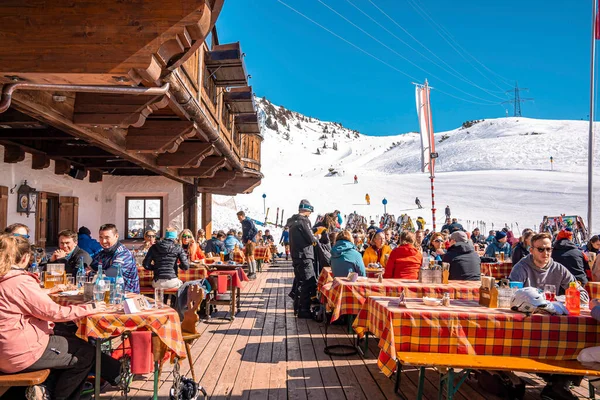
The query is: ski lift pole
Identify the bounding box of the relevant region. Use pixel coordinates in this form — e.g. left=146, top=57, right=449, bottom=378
left=430, top=173, right=436, bottom=232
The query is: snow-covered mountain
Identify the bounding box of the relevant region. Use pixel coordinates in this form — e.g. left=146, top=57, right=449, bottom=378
left=212, top=98, right=599, bottom=242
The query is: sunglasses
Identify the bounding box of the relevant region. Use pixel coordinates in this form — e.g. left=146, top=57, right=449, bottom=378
left=14, top=233, right=30, bottom=239
left=146, top=235, right=156, bottom=238
left=433, top=239, right=444, bottom=243
left=182, top=235, right=193, bottom=239
left=535, top=247, right=553, bottom=253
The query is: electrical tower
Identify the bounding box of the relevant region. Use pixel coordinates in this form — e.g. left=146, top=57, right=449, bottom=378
left=502, top=81, right=534, bottom=117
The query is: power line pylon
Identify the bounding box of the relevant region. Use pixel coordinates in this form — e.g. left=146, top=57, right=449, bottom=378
left=502, top=81, right=534, bottom=117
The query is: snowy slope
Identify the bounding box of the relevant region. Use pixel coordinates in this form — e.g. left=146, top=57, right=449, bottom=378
left=211, top=98, right=600, bottom=243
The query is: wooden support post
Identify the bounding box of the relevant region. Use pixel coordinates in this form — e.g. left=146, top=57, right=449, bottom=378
left=183, top=183, right=198, bottom=234
left=201, top=192, right=212, bottom=240
left=3, top=145, right=25, bottom=163
left=54, top=159, right=70, bottom=175
left=31, top=153, right=50, bottom=170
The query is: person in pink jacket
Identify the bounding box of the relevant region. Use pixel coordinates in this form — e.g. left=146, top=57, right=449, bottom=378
left=0, top=234, right=120, bottom=400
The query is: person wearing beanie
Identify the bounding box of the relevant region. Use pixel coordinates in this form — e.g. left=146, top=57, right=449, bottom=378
left=77, top=225, right=103, bottom=258
left=484, top=230, right=512, bottom=258
left=143, top=227, right=190, bottom=289
left=286, top=199, right=317, bottom=318
left=552, top=228, right=590, bottom=285
left=443, top=231, right=480, bottom=281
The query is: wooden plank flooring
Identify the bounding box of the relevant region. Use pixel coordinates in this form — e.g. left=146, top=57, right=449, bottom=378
left=107, top=261, right=595, bottom=399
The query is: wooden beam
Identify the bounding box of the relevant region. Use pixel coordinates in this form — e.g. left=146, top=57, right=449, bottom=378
left=178, top=156, right=227, bottom=177
left=31, top=153, right=50, bottom=170
left=84, top=161, right=145, bottom=169
left=74, top=94, right=170, bottom=128
left=45, top=146, right=114, bottom=158
left=201, top=192, right=212, bottom=240
left=54, top=159, right=70, bottom=175
left=0, top=129, right=73, bottom=140
left=89, top=170, right=104, bottom=183
left=183, top=183, right=198, bottom=234
left=3, top=144, right=25, bottom=163
left=156, top=142, right=214, bottom=167
left=196, top=170, right=237, bottom=188
left=126, top=120, right=195, bottom=153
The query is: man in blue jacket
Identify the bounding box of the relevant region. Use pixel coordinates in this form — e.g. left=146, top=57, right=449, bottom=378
left=237, top=211, right=258, bottom=279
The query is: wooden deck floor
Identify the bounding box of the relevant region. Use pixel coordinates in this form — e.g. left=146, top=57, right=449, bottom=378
left=105, top=261, right=595, bottom=399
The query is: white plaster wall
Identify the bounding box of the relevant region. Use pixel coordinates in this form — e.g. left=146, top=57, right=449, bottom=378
left=0, top=147, right=103, bottom=238
left=101, top=175, right=184, bottom=235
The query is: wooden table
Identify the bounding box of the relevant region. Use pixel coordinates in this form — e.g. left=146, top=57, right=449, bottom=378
left=137, top=264, right=208, bottom=293
left=209, top=267, right=249, bottom=315
left=353, top=296, right=600, bottom=377
left=480, top=261, right=513, bottom=280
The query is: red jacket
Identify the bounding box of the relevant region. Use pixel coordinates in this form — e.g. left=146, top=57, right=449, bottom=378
left=384, top=244, right=423, bottom=279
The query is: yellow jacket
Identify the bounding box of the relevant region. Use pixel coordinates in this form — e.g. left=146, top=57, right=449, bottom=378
left=362, top=244, right=392, bottom=267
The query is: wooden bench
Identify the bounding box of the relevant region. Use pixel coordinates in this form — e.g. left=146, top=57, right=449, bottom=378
left=395, top=352, right=600, bottom=400
left=0, top=369, right=51, bottom=397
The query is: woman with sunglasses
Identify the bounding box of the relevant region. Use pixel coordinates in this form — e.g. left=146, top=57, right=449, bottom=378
left=138, top=230, right=157, bottom=253
left=196, top=229, right=207, bottom=250
left=179, top=229, right=206, bottom=262
left=4, top=222, right=30, bottom=239
left=427, top=232, right=447, bottom=263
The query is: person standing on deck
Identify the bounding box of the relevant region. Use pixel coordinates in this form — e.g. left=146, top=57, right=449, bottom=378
left=286, top=199, right=317, bottom=318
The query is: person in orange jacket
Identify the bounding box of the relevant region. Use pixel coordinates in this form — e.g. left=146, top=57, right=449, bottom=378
left=365, top=193, right=370, bottom=205
left=384, top=231, right=423, bottom=279
left=363, top=229, right=392, bottom=267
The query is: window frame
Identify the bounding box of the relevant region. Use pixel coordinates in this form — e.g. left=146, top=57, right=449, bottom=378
left=124, top=196, right=164, bottom=239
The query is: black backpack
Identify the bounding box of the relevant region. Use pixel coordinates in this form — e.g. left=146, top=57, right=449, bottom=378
left=475, top=370, right=526, bottom=400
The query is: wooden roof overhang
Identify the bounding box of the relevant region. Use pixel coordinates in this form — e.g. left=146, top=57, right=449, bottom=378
left=0, top=0, right=224, bottom=86
left=223, top=86, right=255, bottom=114
left=235, top=113, right=262, bottom=137
left=205, top=43, right=248, bottom=87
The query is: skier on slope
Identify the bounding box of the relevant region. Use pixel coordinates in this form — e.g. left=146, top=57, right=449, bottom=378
left=415, top=197, right=423, bottom=209
left=354, top=175, right=358, bottom=184
left=445, top=205, right=451, bottom=219
left=365, top=193, right=371, bottom=205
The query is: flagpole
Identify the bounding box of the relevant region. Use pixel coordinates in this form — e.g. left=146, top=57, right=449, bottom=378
left=588, top=0, right=597, bottom=236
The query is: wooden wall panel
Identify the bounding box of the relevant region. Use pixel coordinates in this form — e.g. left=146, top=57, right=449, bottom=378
left=0, top=186, right=8, bottom=232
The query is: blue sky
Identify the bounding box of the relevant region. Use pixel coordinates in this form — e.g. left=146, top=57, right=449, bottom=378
left=217, top=0, right=594, bottom=136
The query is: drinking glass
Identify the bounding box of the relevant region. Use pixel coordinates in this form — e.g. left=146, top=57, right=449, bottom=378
left=495, top=252, right=500, bottom=261
left=103, top=281, right=113, bottom=304
left=544, top=284, right=556, bottom=301
left=66, top=276, right=76, bottom=288
left=154, top=287, right=164, bottom=308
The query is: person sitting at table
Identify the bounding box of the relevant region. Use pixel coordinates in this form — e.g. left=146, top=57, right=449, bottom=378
left=4, top=222, right=30, bottom=238
left=43, top=229, right=92, bottom=275
left=512, top=228, right=533, bottom=265
left=583, top=235, right=600, bottom=255
left=442, top=231, right=480, bottom=281
left=484, top=230, right=512, bottom=258
left=77, top=226, right=103, bottom=258
left=384, top=231, right=423, bottom=279
left=196, top=228, right=207, bottom=250
left=143, top=227, right=189, bottom=289
left=414, top=229, right=425, bottom=252
left=363, top=229, right=392, bottom=267
left=263, top=229, right=274, bottom=244
left=426, top=232, right=446, bottom=263
left=470, top=227, right=486, bottom=247
left=509, top=232, right=588, bottom=400
left=204, top=230, right=226, bottom=256
left=179, top=229, right=206, bottom=262
left=551, top=228, right=590, bottom=285
left=0, top=234, right=122, bottom=399
left=224, top=229, right=243, bottom=258
left=137, top=229, right=157, bottom=253
left=485, top=230, right=496, bottom=244
left=330, top=230, right=366, bottom=277
left=91, top=223, right=140, bottom=293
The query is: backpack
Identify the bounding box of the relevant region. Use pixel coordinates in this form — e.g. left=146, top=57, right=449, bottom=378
left=475, top=370, right=525, bottom=400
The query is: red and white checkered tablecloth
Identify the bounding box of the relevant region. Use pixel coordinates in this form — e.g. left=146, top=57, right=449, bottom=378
left=586, top=282, right=600, bottom=299
left=480, top=262, right=513, bottom=280
left=254, top=246, right=272, bottom=262
left=317, top=267, right=334, bottom=293
left=137, top=266, right=208, bottom=288
left=321, top=277, right=481, bottom=322
left=353, top=297, right=600, bottom=377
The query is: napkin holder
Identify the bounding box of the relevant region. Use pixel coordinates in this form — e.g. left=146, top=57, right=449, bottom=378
left=479, top=276, right=498, bottom=308
left=124, top=295, right=152, bottom=314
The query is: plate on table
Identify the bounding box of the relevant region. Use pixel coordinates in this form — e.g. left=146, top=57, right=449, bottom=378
left=422, top=297, right=442, bottom=306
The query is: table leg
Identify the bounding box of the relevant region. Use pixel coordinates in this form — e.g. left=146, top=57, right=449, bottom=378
left=446, top=368, right=454, bottom=400
left=236, top=287, right=241, bottom=313
left=153, top=360, right=159, bottom=400
left=230, top=285, right=236, bottom=320
left=95, top=339, right=102, bottom=399
left=416, top=366, right=425, bottom=400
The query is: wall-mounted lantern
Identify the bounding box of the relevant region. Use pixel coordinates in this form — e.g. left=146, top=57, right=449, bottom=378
left=16, top=180, right=37, bottom=217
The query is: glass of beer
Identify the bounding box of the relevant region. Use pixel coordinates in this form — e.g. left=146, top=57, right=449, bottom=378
left=103, top=280, right=113, bottom=304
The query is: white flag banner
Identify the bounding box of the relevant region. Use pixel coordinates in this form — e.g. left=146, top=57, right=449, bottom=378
left=415, top=84, right=436, bottom=175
